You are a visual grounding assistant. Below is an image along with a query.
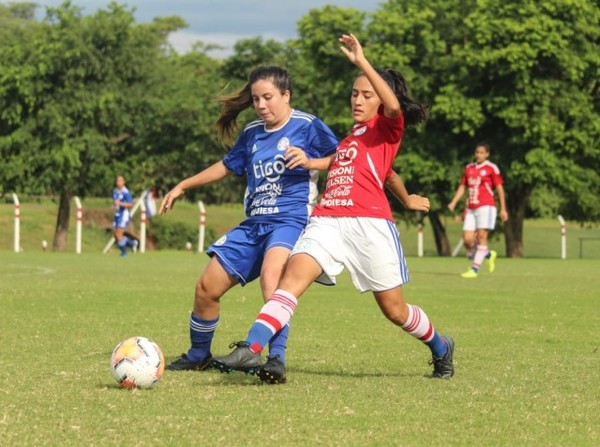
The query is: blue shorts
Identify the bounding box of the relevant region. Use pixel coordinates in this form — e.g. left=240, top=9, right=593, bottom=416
left=113, top=212, right=131, bottom=230
left=206, top=220, right=305, bottom=286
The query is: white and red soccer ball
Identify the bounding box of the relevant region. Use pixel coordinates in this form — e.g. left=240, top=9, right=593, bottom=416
left=110, top=336, right=164, bottom=389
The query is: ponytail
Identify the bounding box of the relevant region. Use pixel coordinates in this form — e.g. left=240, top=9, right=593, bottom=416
left=216, top=66, right=293, bottom=147
left=376, top=68, right=428, bottom=127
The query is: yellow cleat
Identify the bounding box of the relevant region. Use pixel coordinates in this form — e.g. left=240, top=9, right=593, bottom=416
left=461, top=269, right=478, bottom=279
left=488, top=250, right=497, bottom=273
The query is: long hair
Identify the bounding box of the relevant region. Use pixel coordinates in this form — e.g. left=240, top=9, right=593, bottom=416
left=374, top=68, right=428, bottom=127
left=216, top=66, right=292, bottom=146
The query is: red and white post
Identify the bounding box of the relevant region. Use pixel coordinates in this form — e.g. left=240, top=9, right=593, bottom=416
left=198, top=201, right=206, bottom=253
left=140, top=198, right=147, bottom=254
left=558, top=215, right=566, bottom=260
left=12, top=192, right=20, bottom=253
left=74, top=196, right=83, bottom=254
left=417, top=214, right=424, bottom=258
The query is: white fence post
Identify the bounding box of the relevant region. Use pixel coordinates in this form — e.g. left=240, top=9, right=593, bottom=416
left=558, top=215, right=566, bottom=260
left=12, top=193, right=20, bottom=253
left=417, top=217, right=424, bottom=258
left=74, top=196, right=83, bottom=254
left=140, top=199, right=147, bottom=254
left=451, top=239, right=464, bottom=257
left=198, top=201, right=206, bottom=253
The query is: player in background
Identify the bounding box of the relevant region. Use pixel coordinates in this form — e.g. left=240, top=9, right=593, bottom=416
left=112, top=175, right=137, bottom=257
left=448, top=143, right=508, bottom=278
left=158, top=66, right=339, bottom=381
left=213, top=33, right=455, bottom=381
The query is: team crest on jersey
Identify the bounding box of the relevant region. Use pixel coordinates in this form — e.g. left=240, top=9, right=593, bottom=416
left=353, top=126, right=367, bottom=136
left=214, top=235, right=227, bottom=246
left=480, top=170, right=487, bottom=176
left=277, top=137, right=290, bottom=151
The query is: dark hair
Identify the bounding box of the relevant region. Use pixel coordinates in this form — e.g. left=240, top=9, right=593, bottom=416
left=370, top=68, right=428, bottom=127
left=475, top=142, right=490, bottom=153
left=216, top=66, right=292, bottom=146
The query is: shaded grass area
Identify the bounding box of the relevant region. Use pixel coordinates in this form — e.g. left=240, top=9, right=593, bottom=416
left=0, top=252, right=598, bottom=445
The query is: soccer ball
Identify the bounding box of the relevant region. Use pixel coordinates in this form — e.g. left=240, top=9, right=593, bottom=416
left=110, top=336, right=165, bottom=389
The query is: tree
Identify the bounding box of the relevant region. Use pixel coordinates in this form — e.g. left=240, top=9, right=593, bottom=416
left=0, top=1, right=187, bottom=250
left=365, top=0, right=600, bottom=256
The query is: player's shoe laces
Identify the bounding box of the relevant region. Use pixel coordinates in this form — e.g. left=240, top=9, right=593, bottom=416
left=430, top=335, right=454, bottom=378
left=488, top=250, right=497, bottom=273
left=166, top=353, right=213, bottom=371
left=258, top=355, right=286, bottom=384
left=461, top=268, right=478, bottom=278
left=212, top=341, right=262, bottom=375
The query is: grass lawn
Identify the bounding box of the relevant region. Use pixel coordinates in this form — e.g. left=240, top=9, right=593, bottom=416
left=0, top=251, right=598, bottom=446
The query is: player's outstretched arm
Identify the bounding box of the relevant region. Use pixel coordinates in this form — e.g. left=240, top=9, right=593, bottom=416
left=285, top=146, right=335, bottom=171
left=385, top=171, right=430, bottom=213
left=159, top=161, right=230, bottom=215
left=448, top=185, right=466, bottom=212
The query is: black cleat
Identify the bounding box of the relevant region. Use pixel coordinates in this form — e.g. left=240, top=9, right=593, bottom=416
left=258, top=355, right=286, bottom=384
left=166, top=353, right=213, bottom=371
left=430, top=335, right=455, bottom=378
left=212, top=341, right=262, bottom=375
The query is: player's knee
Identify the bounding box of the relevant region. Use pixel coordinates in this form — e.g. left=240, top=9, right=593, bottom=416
left=194, top=279, right=220, bottom=305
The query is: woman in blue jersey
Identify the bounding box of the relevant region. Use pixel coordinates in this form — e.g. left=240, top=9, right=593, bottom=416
left=112, top=175, right=137, bottom=257
left=158, top=66, right=339, bottom=383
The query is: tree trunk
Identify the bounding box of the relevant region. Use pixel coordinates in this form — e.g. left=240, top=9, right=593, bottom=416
left=504, top=185, right=532, bottom=258
left=53, top=190, right=72, bottom=251
left=428, top=210, right=452, bottom=256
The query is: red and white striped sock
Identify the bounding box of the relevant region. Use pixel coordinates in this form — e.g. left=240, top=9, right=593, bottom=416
left=247, top=289, right=298, bottom=353
left=401, top=304, right=435, bottom=343
left=472, top=244, right=489, bottom=272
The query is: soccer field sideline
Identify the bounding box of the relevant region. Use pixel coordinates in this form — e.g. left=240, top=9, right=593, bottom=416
left=1, top=252, right=599, bottom=446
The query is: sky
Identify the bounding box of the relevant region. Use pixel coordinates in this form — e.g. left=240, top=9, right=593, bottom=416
left=35, top=0, right=384, bottom=57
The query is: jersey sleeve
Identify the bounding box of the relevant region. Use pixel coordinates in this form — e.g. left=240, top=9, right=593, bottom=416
left=491, top=165, right=504, bottom=186
left=375, top=107, right=405, bottom=143
left=222, top=131, right=249, bottom=176
left=123, top=190, right=133, bottom=203
left=460, top=167, right=468, bottom=186
left=304, top=118, right=338, bottom=158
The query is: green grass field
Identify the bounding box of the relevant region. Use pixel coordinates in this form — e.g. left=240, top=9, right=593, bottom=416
left=1, top=251, right=598, bottom=446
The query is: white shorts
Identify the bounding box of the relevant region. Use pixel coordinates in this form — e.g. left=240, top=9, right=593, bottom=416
left=291, top=216, right=410, bottom=293
left=463, top=206, right=497, bottom=231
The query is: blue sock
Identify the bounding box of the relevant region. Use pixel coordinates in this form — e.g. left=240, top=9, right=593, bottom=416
left=187, top=313, right=219, bottom=362
left=246, top=323, right=275, bottom=352
left=117, top=238, right=127, bottom=256
left=426, top=332, right=448, bottom=358
left=485, top=251, right=491, bottom=259
left=268, top=324, right=290, bottom=363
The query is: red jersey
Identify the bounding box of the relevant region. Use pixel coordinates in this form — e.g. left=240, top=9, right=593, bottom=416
left=461, top=160, right=504, bottom=209
left=313, top=107, right=404, bottom=220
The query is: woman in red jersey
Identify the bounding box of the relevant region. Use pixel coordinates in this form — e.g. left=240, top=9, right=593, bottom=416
left=213, top=33, right=454, bottom=381
left=448, top=144, right=508, bottom=278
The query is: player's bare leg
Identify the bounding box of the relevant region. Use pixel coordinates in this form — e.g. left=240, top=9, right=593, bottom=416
left=374, top=287, right=454, bottom=378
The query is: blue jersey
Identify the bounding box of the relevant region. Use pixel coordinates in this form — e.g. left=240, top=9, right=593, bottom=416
left=113, top=187, right=133, bottom=218
left=223, top=110, right=338, bottom=225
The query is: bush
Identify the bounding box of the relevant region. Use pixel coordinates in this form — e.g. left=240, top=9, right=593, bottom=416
left=149, top=218, right=216, bottom=250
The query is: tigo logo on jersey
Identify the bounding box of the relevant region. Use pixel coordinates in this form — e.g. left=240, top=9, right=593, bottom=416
left=253, top=154, right=286, bottom=183
left=277, top=137, right=290, bottom=151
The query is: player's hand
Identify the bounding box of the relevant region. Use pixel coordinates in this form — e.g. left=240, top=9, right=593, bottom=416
left=339, top=33, right=365, bottom=66
left=406, top=194, right=430, bottom=213
left=159, top=186, right=184, bottom=215
left=447, top=202, right=456, bottom=212
left=285, top=146, right=310, bottom=170
left=500, top=209, right=509, bottom=222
